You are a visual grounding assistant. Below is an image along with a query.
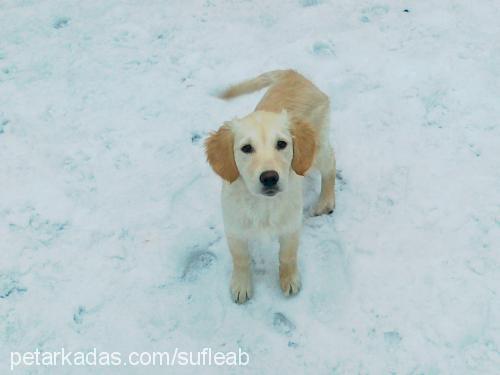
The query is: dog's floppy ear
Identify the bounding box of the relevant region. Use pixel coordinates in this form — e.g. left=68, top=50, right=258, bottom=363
left=291, top=121, right=316, bottom=176
left=205, top=122, right=239, bottom=183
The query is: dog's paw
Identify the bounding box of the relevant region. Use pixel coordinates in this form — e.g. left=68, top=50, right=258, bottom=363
left=280, top=269, right=301, bottom=296
left=312, top=199, right=335, bottom=216
left=230, top=272, right=252, bottom=304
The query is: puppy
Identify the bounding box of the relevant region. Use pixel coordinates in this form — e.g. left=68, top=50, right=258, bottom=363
left=205, top=70, right=336, bottom=303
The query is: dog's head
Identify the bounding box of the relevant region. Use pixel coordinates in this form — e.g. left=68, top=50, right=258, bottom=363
left=205, top=110, right=316, bottom=197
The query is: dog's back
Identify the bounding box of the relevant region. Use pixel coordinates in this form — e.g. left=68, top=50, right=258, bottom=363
left=218, top=69, right=329, bottom=124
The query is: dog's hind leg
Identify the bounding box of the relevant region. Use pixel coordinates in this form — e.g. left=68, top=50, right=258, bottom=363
left=312, top=105, right=336, bottom=216
left=313, top=144, right=336, bottom=216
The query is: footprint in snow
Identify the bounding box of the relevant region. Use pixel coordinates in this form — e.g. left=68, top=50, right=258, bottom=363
left=360, top=5, right=389, bottom=23
left=191, top=133, right=202, bottom=144
left=312, top=41, right=335, bottom=57
left=384, top=331, right=402, bottom=347
left=336, top=169, right=347, bottom=191
left=73, top=306, right=86, bottom=324
left=53, top=17, right=70, bottom=29
left=273, top=312, right=296, bottom=336
left=0, top=119, right=9, bottom=134
left=181, top=251, right=217, bottom=282
left=299, top=0, right=322, bottom=7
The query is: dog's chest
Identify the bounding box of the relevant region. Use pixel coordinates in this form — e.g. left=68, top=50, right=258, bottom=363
left=221, top=182, right=303, bottom=237
left=243, top=199, right=291, bottom=231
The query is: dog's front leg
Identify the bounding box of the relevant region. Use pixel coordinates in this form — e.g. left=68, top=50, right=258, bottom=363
left=227, top=235, right=252, bottom=304
left=279, top=230, right=301, bottom=296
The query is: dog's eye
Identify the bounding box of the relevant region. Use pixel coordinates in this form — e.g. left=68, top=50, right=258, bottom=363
left=276, top=140, right=287, bottom=150
left=241, top=144, right=254, bottom=153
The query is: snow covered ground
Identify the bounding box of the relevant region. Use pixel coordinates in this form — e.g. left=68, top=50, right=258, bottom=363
left=1, top=0, right=499, bottom=373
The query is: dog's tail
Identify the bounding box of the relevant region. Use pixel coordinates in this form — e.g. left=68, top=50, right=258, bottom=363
left=217, top=70, right=291, bottom=100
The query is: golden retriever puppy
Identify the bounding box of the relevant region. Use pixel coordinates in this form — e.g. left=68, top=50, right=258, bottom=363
left=205, top=70, right=335, bottom=303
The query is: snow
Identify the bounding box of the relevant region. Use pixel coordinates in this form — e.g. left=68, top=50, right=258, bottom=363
left=1, top=0, right=499, bottom=373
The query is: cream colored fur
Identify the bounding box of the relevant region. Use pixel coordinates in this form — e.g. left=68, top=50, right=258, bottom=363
left=206, top=70, right=336, bottom=303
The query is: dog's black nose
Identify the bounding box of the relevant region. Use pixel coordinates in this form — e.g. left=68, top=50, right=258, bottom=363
left=260, top=170, right=279, bottom=187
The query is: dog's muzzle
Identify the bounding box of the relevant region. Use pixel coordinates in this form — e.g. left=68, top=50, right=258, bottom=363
left=260, top=170, right=280, bottom=196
